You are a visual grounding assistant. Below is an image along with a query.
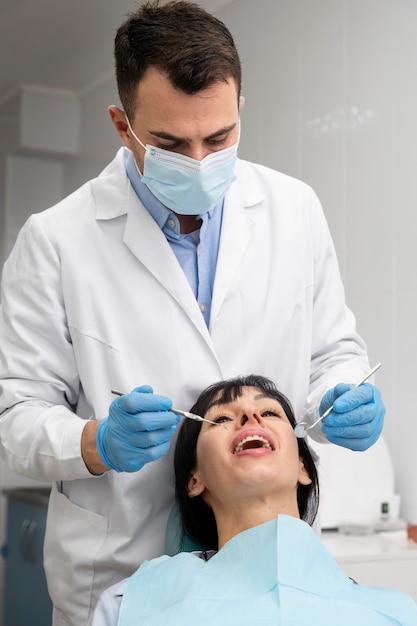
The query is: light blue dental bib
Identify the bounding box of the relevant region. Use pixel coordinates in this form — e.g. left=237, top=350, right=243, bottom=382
left=117, top=515, right=417, bottom=625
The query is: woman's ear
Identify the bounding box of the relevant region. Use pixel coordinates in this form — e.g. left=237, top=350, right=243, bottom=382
left=187, top=468, right=206, bottom=498
left=298, top=458, right=312, bottom=486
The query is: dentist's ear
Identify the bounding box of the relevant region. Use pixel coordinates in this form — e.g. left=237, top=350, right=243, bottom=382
left=239, top=95, right=245, bottom=112
left=108, top=105, right=133, bottom=149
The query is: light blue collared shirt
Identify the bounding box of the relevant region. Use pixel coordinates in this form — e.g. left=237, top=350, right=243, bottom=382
left=124, top=149, right=223, bottom=327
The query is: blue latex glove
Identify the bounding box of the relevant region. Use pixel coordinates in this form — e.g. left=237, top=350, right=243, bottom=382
left=320, top=382, right=385, bottom=451
left=96, top=385, right=180, bottom=472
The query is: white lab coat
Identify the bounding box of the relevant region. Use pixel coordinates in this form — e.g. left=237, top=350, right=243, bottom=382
left=0, top=148, right=369, bottom=625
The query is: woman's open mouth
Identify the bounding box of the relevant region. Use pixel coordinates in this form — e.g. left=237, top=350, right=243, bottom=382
left=232, top=430, right=275, bottom=455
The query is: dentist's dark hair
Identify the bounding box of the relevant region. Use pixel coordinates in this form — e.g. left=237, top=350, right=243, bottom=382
left=174, top=374, right=319, bottom=551
left=114, top=0, right=242, bottom=120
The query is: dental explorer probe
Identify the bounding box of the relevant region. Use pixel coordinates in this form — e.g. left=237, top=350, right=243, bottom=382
left=111, top=389, right=226, bottom=427
left=293, top=362, right=382, bottom=439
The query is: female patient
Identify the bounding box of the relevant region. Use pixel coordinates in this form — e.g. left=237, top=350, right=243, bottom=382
left=92, top=374, right=417, bottom=625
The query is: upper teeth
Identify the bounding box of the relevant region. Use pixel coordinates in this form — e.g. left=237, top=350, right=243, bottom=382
left=234, top=435, right=272, bottom=454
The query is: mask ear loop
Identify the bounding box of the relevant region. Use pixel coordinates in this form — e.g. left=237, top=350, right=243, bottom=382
left=125, top=115, right=148, bottom=178
left=236, top=118, right=241, bottom=147
left=125, top=115, right=148, bottom=151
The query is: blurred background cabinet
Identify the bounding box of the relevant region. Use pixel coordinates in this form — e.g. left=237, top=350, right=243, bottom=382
left=322, top=528, right=417, bottom=603
left=2, top=487, right=52, bottom=626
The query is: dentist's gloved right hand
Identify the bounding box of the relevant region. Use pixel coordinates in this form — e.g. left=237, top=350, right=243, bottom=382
left=96, top=385, right=180, bottom=472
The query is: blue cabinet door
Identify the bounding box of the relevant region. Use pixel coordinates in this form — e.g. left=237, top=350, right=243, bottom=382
left=3, top=494, right=53, bottom=626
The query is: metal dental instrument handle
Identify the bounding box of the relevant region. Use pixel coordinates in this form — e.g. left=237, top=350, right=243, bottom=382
left=293, top=362, right=382, bottom=439
left=110, top=390, right=225, bottom=427
left=171, top=407, right=226, bottom=428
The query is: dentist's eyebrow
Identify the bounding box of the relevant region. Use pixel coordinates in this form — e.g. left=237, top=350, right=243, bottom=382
left=148, top=123, right=237, bottom=143
left=204, top=123, right=237, bottom=141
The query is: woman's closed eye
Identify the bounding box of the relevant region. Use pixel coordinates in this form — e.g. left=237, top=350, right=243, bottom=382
left=261, top=409, right=284, bottom=419
left=211, top=414, right=234, bottom=425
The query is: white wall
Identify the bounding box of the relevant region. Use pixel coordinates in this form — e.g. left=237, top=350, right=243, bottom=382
left=64, top=77, right=121, bottom=195
left=216, top=0, right=417, bottom=524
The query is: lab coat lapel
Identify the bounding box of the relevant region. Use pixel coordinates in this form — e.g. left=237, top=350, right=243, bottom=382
left=122, top=186, right=216, bottom=349
left=210, top=179, right=256, bottom=325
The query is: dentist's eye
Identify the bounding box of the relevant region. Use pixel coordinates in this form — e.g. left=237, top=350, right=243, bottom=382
left=158, top=142, right=180, bottom=151
left=207, top=136, right=227, bottom=147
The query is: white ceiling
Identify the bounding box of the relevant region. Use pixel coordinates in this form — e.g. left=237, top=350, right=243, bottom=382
left=0, top=0, right=232, bottom=103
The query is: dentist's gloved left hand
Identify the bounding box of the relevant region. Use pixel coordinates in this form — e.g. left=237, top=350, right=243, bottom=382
left=319, top=382, right=385, bottom=451
left=96, top=385, right=180, bottom=472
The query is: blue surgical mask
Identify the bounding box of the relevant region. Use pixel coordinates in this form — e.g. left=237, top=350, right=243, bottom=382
left=126, top=117, right=239, bottom=215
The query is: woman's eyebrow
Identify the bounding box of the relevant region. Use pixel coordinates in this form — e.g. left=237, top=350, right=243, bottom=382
left=254, top=394, right=284, bottom=410
left=254, top=393, right=270, bottom=401
left=205, top=398, right=229, bottom=412
left=204, top=392, right=279, bottom=414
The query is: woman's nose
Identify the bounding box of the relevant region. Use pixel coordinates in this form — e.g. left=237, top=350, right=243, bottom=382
left=239, top=411, right=262, bottom=426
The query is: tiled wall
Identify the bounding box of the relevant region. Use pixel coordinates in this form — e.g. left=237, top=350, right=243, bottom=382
left=218, top=0, right=417, bottom=521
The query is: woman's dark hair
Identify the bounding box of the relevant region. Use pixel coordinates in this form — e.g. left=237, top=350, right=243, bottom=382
left=174, top=374, right=320, bottom=550
left=114, top=0, right=242, bottom=120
